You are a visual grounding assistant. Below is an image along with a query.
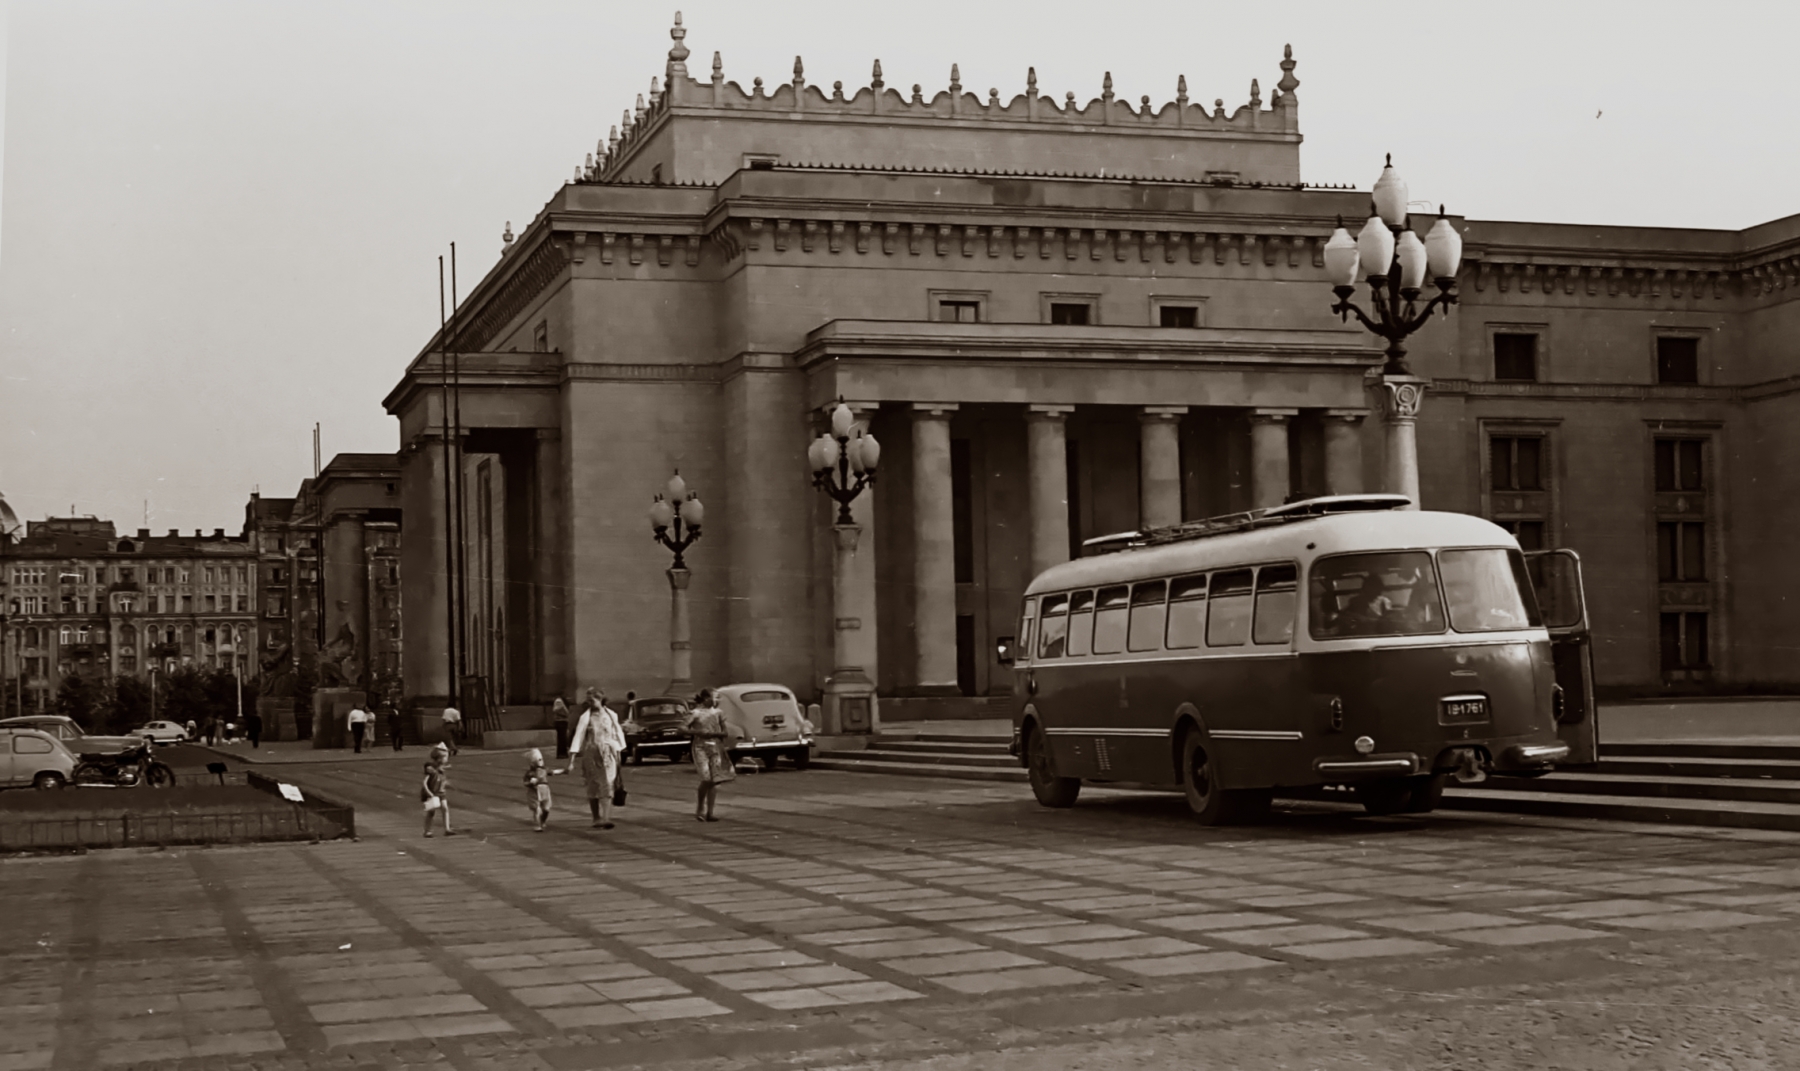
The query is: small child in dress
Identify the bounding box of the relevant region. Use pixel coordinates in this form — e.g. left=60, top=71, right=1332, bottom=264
left=422, top=742, right=453, bottom=837
left=524, top=747, right=555, bottom=831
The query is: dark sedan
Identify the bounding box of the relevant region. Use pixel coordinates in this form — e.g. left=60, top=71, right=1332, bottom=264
left=621, top=697, right=692, bottom=764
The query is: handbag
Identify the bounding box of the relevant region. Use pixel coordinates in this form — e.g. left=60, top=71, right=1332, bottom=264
left=612, top=764, right=628, bottom=807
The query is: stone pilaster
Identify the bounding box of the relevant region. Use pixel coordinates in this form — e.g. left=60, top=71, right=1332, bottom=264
left=1248, top=409, right=1298, bottom=509
left=911, top=403, right=959, bottom=692
left=1026, top=405, right=1074, bottom=578
left=1322, top=408, right=1368, bottom=496
left=1139, top=406, right=1187, bottom=529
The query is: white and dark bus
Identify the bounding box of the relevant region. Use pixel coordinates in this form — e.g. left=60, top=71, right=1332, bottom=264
left=1001, top=496, right=1590, bottom=824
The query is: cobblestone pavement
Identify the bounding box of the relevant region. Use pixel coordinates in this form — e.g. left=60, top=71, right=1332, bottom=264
left=7, top=752, right=1800, bottom=1070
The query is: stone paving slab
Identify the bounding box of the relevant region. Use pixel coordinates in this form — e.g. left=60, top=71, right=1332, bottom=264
left=11, top=756, right=1800, bottom=1069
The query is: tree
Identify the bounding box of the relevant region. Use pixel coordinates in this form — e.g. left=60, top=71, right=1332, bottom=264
left=160, top=665, right=212, bottom=729
left=53, top=673, right=102, bottom=729
left=109, top=675, right=153, bottom=732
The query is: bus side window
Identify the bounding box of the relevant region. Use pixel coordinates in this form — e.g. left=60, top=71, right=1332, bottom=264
left=1092, top=586, right=1131, bottom=654
left=1127, top=580, right=1167, bottom=652
left=1038, top=594, right=1069, bottom=659
left=1253, top=564, right=1298, bottom=644
left=1206, top=569, right=1254, bottom=647
left=1165, top=574, right=1208, bottom=649
left=1018, top=598, right=1036, bottom=665
left=1066, top=590, right=1095, bottom=656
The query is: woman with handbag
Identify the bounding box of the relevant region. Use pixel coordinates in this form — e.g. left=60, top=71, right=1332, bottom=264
left=563, top=688, right=625, bottom=830
left=684, top=688, right=733, bottom=822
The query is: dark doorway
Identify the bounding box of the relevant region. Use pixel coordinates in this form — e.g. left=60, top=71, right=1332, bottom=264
left=955, top=614, right=977, bottom=697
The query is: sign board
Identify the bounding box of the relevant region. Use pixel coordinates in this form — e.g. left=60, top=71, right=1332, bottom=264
left=277, top=782, right=305, bottom=804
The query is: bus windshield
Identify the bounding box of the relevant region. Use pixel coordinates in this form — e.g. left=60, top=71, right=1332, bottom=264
left=1439, top=548, right=1543, bottom=631
left=1309, top=552, right=1446, bottom=639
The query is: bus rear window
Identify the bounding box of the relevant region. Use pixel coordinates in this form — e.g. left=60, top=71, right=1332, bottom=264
left=1067, top=590, right=1095, bottom=656
left=1165, top=574, right=1207, bottom=650
left=1206, top=570, right=1254, bottom=647
left=1128, top=580, right=1167, bottom=652
left=1253, top=564, right=1298, bottom=645
left=1092, top=586, right=1130, bottom=654
left=1439, top=548, right=1543, bottom=631
left=1309, top=552, right=1446, bottom=639
left=1038, top=594, right=1069, bottom=658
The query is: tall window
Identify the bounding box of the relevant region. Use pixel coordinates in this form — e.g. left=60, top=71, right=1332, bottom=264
left=1654, top=438, right=1704, bottom=492
left=1657, top=337, right=1700, bottom=385
left=1489, top=433, right=1550, bottom=552
left=1494, top=333, right=1538, bottom=382
left=1661, top=612, right=1709, bottom=671
left=1657, top=522, right=1706, bottom=582
left=1653, top=436, right=1712, bottom=679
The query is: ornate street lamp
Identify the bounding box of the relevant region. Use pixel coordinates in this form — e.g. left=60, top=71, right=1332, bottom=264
left=808, top=399, right=881, bottom=735
left=648, top=471, right=704, bottom=695
left=1322, top=155, right=1464, bottom=505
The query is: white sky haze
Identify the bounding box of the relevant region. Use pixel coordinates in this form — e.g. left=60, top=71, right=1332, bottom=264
left=2, top=0, right=1796, bottom=531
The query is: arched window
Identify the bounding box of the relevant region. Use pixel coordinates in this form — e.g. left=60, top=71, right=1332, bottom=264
left=117, top=540, right=135, bottom=553
left=120, top=624, right=137, bottom=646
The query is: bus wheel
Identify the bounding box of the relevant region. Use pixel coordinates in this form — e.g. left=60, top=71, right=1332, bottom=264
left=1355, top=778, right=1417, bottom=816
left=1403, top=774, right=1447, bottom=814
left=1026, top=727, right=1080, bottom=808
left=1181, top=732, right=1233, bottom=825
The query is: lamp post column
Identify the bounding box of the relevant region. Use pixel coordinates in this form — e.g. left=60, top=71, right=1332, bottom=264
left=1374, top=378, right=1427, bottom=507
left=809, top=399, right=882, bottom=735
left=823, top=523, right=874, bottom=732
left=666, top=566, right=692, bottom=695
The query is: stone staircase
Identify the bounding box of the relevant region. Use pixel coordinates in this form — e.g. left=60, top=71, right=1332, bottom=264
left=816, top=731, right=1800, bottom=832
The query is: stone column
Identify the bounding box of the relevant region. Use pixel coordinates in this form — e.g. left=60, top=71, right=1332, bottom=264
left=1322, top=409, right=1368, bottom=496
left=1139, top=406, right=1187, bottom=529
left=1026, top=405, right=1074, bottom=578
left=1248, top=409, right=1297, bottom=509
left=911, top=403, right=960, bottom=692
left=399, top=431, right=453, bottom=706
left=1373, top=377, right=1427, bottom=507
left=532, top=429, right=568, bottom=702
left=666, top=566, right=693, bottom=695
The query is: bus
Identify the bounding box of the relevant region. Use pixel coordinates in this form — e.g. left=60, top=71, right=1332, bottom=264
left=999, top=495, right=1584, bottom=824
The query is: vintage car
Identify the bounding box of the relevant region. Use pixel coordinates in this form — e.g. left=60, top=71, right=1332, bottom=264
left=0, top=727, right=78, bottom=790
left=0, top=715, right=146, bottom=756
left=716, top=684, right=814, bottom=770
left=130, top=720, right=191, bottom=745
left=621, top=696, right=692, bottom=764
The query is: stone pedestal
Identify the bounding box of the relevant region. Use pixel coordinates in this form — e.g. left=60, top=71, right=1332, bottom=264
left=311, top=687, right=366, bottom=749
left=257, top=697, right=294, bottom=743
left=822, top=524, right=877, bottom=735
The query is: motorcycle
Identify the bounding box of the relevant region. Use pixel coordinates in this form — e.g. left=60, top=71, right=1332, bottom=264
left=72, top=742, right=176, bottom=788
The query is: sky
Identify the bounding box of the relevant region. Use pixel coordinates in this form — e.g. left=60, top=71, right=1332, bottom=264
left=1, top=0, right=1797, bottom=533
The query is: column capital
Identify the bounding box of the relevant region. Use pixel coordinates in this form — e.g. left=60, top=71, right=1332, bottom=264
left=1248, top=408, right=1300, bottom=425
left=1140, top=405, right=1188, bottom=423
left=1371, top=376, right=1429, bottom=423
left=1322, top=408, right=1370, bottom=424
left=1026, top=404, right=1076, bottom=420
left=911, top=402, right=960, bottom=419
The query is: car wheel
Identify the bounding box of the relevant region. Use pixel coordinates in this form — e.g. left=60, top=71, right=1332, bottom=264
left=1025, top=725, right=1080, bottom=808
left=764, top=751, right=781, bottom=769
left=790, top=747, right=811, bottom=771
left=630, top=747, right=643, bottom=766
left=1402, top=774, right=1447, bottom=814
left=1180, top=731, right=1231, bottom=824
left=34, top=772, right=65, bottom=791
left=1355, top=778, right=1417, bottom=816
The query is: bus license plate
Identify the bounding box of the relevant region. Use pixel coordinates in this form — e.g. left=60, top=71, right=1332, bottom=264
left=1439, top=696, right=1490, bottom=725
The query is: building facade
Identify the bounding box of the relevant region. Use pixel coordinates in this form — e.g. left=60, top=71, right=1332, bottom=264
left=381, top=19, right=1800, bottom=720
left=0, top=517, right=258, bottom=714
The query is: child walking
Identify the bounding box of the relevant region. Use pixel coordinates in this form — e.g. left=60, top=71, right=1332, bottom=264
left=422, top=742, right=454, bottom=837
left=524, top=748, right=556, bottom=831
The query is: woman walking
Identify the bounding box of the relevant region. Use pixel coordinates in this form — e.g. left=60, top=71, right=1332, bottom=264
left=684, top=688, right=734, bottom=822
left=563, top=688, right=625, bottom=830
left=422, top=742, right=454, bottom=837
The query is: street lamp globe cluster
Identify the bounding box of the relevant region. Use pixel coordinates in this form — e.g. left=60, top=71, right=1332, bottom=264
left=647, top=471, right=704, bottom=568
left=1323, top=155, right=1465, bottom=377
left=808, top=400, right=881, bottom=524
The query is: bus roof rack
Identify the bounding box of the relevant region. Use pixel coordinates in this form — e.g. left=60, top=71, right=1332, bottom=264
left=1080, top=495, right=1413, bottom=554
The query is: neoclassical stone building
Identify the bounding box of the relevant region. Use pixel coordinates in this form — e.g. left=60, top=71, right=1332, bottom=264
left=382, top=17, right=1800, bottom=722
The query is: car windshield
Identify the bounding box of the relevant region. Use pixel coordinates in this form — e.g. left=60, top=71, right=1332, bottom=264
left=1309, top=552, right=1447, bottom=639
left=634, top=702, right=687, bottom=722
left=1439, top=548, right=1543, bottom=632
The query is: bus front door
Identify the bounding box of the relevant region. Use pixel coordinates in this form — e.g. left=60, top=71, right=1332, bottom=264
left=1525, top=549, right=1598, bottom=766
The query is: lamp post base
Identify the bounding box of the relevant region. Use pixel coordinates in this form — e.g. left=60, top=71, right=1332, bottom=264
left=822, top=670, right=877, bottom=735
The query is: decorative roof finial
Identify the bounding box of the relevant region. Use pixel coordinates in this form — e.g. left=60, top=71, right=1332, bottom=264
left=912, top=83, right=923, bottom=104
left=667, top=11, right=690, bottom=77
left=621, top=108, right=633, bottom=134
left=1249, top=78, right=1261, bottom=108
left=834, top=80, right=845, bottom=101
left=1176, top=74, right=1188, bottom=107
left=711, top=51, right=723, bottom=83
left=634, top=93, right=646, bottom=123
left=1066, top=91, right=1076, bottom=108
left=949, top=63, right=961, bottom=93
left=573, top=165, right=582, bottom=182
left=608, top=125, right=619, bottom=153
left=871, top=58, right=884, bottom=91
left=1214, top=98, right=1225, bottom=119
left=752, top=76, right=765, bottom=98
left=1026, top=67, right=1038, bottom=96
left=989, top=87, right=1000, bottom=107
left=649, top=76, right=662, bottom=107
left=1102, top=72, right=1114, bottom=103
left=502, top=221, right=514, bottom=248
left=1140, top=94, right=1152, bottom=118
left=586, top=152, right=594, bottom=171
left=1277, top=44, right=1299, bottom=97
left=793, top=55, right=805, bottom=90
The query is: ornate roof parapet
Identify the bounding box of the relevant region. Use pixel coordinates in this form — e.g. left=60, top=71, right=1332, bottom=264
left=587, top=14, right=1304, bottom=185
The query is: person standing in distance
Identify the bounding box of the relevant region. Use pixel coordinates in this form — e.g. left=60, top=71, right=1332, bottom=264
left=347, top=702, right=369, bottom=753
left=440, top=704, right=461, bottom=756
left=388, top=705, right=404, bottom=751
left=551, top=697, right=571, bottom=759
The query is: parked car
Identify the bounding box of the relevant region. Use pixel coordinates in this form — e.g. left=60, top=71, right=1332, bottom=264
left=130, top=720, right=190, bottom=745
left=0, top=727, right=77, bottom=790
left=0, top=715, right=144, bottom=756
left=622, top=696, right=692, bottom=764
left=715, top=684, right=814, bottom=770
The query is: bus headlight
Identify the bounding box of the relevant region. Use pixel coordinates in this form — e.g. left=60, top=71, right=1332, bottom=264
left=1353, top=735, right=1375, bottom=755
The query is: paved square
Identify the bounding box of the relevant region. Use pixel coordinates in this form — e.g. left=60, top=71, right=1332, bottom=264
left=9, top=755, right=1800, bottom=1069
